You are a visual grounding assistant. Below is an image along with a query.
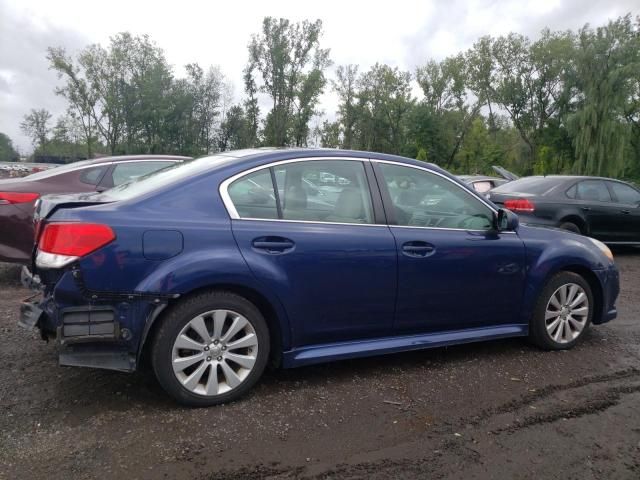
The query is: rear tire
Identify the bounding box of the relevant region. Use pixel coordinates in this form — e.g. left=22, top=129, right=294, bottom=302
left=151, top=291, right=270, bottom=407
left=529, top=272, right=593, bottom=350
left=558, top=221, right=581, bottom=234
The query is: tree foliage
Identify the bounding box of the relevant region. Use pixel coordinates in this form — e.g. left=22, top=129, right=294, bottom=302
left=245, top=17, right=331, bottom=147
left=0, top=133, right=19, bottom=161
left=20, top=14, right=640, bottom=181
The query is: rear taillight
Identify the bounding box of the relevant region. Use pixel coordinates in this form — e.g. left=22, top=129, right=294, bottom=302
left=0, top=192, right=40, bottom=205
left=504, top=198, right=535, bottom=213
left=37, top=223, right=115, bottom=270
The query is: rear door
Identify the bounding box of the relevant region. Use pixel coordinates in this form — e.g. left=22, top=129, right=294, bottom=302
left=606, top=180, right=640, bottom=243
left=225, top=158, right=397, bottom=347
left=373, top=161, right=526, bottom=334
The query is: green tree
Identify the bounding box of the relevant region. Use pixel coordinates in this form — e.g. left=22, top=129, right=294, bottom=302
left=332, top=64, right=359, bottom=149
left=20, top=109, right=52, bottom=150
left=351, top=63, right=414, bottom=154
left=568, top=15, right=640, bottom=177
left=218, top=105, right=251, bottom=151
left=246, top=17, right=331, bottom=146
left=0, top=133, right=19, bottom=161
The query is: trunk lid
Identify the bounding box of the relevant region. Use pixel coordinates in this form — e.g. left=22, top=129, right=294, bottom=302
left=35, top=192, right=111, bottom=222
left=491, top=166, right=519, bottom=181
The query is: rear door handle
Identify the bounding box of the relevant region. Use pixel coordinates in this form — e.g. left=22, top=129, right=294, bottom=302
left=402, top=241, right=435, bottom=258
left=252, top=237, right=295, bottom=254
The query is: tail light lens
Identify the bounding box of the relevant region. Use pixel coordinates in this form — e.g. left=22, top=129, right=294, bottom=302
left=504, top=198, right=535, bottom=213
left=39, top=223, right=115, bottom=257
left=0, top=192, right=40, bottom=205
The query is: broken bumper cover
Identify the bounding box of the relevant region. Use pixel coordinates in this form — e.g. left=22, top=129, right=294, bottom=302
left=18, top=298, right=45, bottom=330
left=18, top=266, right=175, bottom=373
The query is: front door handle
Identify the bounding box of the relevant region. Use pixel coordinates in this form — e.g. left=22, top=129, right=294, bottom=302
left=252, top=237, right=295, bottom=254
left=621, top=209, right=630, bottom=214
left=581, top=207, right=591, bottom=212
left=402, top=241, right=435, bottom=258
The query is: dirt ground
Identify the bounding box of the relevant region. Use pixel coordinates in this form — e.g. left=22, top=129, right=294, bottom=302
left=1, top=251, right=639, bottom=480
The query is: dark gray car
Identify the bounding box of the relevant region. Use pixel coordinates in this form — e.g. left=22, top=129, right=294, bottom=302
left=488, top=176, right=640, bottom=245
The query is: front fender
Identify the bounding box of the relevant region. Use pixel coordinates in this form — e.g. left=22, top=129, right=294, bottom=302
left=519, top=225, right=613, bottom=325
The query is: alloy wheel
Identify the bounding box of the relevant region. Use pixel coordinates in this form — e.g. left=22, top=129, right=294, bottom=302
left=171, top=309, right=258, bottom=396
left=544, top=283, right=589, bottom=344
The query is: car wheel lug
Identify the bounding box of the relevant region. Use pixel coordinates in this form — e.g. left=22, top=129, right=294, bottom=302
left=217, top=356, right=222, bottom=361
left=206, top=356, right=212, bottom=362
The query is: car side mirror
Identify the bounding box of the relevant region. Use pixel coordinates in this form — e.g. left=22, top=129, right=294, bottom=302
left=495, top=208, right=519, bottom=232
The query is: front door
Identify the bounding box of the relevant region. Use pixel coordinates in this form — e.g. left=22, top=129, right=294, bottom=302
left=226, top=159, right=397, bottom=346
left=606, top=180, right=640, bottom=243
left=374, top=161, right=526, bottom=333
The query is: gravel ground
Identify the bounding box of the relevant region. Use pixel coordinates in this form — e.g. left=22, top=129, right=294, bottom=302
left=1, top=251, right=639, bottom=479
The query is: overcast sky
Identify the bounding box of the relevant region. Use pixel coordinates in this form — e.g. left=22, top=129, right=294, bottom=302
left=1, top=0, right=637, bottom=153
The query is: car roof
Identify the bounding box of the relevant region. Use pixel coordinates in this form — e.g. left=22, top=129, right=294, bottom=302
left=457, top=175, right=504, bottom=182
left=224, top=147, right=441, bottom=170
left=100, top=148, right=462, bottom=203
left=517, top=175, right=624, bottom=182
left=81, top=154, right=192, bottom=166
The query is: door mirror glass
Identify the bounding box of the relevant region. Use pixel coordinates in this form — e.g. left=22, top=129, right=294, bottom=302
left=496, top=208, right=519, bottom=231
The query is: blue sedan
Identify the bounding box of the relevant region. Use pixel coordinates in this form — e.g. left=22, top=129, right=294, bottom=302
left=21, top=149, right=620, bottom=406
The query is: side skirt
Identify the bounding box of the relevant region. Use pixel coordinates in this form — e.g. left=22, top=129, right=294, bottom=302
left=282, top=324, right=528, bottom=368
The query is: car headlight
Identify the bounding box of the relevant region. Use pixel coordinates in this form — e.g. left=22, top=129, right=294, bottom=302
left=588, top=237, right=614, bottom=262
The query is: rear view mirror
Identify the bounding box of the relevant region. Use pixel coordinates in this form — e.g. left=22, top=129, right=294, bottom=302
left=495, top=208, right=519, bottom=232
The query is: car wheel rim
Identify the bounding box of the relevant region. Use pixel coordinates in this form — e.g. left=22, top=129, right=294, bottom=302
left=545, top=283, right=589, bottom=344
left=171, top=309, right=258, bottom=396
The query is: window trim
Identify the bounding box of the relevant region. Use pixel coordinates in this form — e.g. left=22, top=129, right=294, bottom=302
left=574, top=179, right=612, bottom=203
left=219, top=156, right=506, bottom=233
left=220, top=157, right=385, bottom=227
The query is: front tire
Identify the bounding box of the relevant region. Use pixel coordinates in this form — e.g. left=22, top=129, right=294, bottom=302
left=529, top=272, right=593, bottom=350
left=151, top=291, right=270, bottom=407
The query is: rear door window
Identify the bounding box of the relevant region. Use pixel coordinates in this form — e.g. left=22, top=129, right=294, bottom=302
left=272, top=160, right=373, bottom=224
left=576, top=180, right=611, bottom=202
left=227, top=170, right=278, bottom=219
left=226, top=160, right=374, bottom=224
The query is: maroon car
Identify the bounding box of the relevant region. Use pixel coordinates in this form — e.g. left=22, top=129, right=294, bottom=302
left=0, top=155, right=190, bottom=263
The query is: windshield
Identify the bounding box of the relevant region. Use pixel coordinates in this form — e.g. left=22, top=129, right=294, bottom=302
left=493, top=177, right=565, bottom=195
left=103, top=153, right=237, bottom=201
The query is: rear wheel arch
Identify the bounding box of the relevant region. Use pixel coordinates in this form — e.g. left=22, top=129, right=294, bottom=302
left=558, top=215, right=586, bottom=234
left=139, top=284, right=286, bottom=370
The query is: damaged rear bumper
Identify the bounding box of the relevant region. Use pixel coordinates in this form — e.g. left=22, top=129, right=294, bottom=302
left=18, top=265, right=175, bottom=373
